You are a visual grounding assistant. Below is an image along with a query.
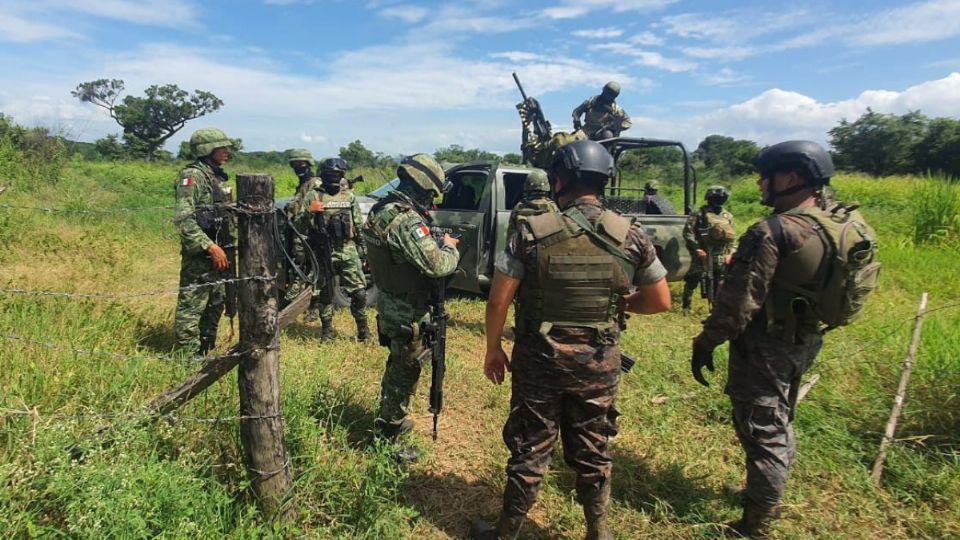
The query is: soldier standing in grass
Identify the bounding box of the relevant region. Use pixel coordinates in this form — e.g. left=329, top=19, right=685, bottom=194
left=681, top=185, right=736, bottom=312
left=363, top=154, right=460, bottom=454
left=173, top=128, right=235, bottom=356
left=572, top=81, right=632, bottom=141
left=281, top=148, right=317, bottom=306
left=297, top=157, right=371, bottom=342
left=691, top=141, right=879, bottom=538
left=474, top=140, right=671, bottom=540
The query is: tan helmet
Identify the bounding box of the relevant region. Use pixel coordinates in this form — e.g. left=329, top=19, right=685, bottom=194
left=397, top=153, right=451, bottom=196
left=189, top=128, right=233, bottom=158
left=287, top=148, right=314, bottom=165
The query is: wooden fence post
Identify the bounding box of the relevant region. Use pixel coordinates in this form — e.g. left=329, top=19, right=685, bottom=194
left=236, top=173, right=296, bottom=522
left=871, top=292, right=929, bottom=487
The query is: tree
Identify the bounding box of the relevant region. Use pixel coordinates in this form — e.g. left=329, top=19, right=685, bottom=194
left=94, top=134, right=125, bottom=161
left=694, top=135, right=759, bottom=177
left=828, top=109, right=927, bottom=176
left=502, top=152, right=522, bottom=164
left=912, top=117, right=960, bottom=179
left=339, top=139, right=378, bottom=167
left=433, top=144, right=498, bottom=164
left=72, top=79, right=223, bottom=161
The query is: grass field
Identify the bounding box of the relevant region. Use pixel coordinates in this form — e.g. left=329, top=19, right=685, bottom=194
left=1, top=158, right=958, bottom=539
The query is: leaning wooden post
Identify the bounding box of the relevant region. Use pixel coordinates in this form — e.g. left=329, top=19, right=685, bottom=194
left=236, top=173, right=296, bottom=522
left=871, top=292, right=929, bottom=487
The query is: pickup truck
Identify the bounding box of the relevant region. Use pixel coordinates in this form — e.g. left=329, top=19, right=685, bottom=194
left=349, top=136, right=698, bottom=303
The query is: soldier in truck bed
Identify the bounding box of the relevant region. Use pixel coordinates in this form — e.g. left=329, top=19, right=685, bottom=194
left=572, top=81, right=632, bottom=141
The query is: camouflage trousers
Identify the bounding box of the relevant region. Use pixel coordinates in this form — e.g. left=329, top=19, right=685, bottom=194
left=316, top=241, right=367, bottom=324
left=174, top=254, right=225, bottom=356
left=500, top=326, right=621, bottom=521
left=725, top=324, right=823, bottom=509
left=374, top=293, right=430, bottom=434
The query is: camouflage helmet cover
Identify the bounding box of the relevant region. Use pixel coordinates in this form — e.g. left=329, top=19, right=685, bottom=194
left=705, top=184, right=730, bottom=204
left=397, top=153, right=451, bottom=196
left=190, top=128, right=233, bottom=158
left=601, top=81, right=621, bottom=100
left=287, top=148, right=314, bottom=165
left=523, top=168, right=550, bottom=195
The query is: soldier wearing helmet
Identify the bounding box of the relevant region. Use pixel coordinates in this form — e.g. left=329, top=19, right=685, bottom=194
left=473, top=140, right=670, bottom=540
left=295, top=157, right=371, bottom=341
left=681, top=185, right=737, bottom=311
left=692, top=141, right=853, bottom=538
left=572, top=81, right=632, bottom=141
left=173, top=128, right=236, bottom=356
left=505, top=168, right=560, bottom=240
left=641, top=180, right=677, bottom=215
left=362, top=153, right=460, bottom=455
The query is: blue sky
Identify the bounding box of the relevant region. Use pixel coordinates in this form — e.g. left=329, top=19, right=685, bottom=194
left=1, top=0, right=959, bottom=157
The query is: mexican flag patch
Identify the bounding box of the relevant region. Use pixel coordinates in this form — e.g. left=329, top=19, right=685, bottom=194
left=412, top=223, right=430, bottom=239
left=180, top=177, right=194, bottom=187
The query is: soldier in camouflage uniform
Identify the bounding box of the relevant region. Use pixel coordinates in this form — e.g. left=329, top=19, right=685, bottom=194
left=297, top=158, right=371, bottom=342
left=572, top=82, right=632, bottom=141
left=363, top=154, right=460, bottom=447
left=692, top=141, right=840, bottom=539
left=473, top=140, right=671, bottom=540
left=173, top=128, right=236, bottom=356
left=682, top=185, right=736, bottom=311
left=281, top=148, right=316, bottom=305
left=518, top=100, right=588, bottom=169
left=641, top=180, right=676, bottom=215
left=506, top=168, right=559, bottom=238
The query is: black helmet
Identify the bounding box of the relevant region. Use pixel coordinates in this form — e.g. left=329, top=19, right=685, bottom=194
left=320, top=157, right=349, bottom=176
left=705, top=185, right=730, bottom=205
left=601, top=81, right=621, bottom=100
left=756, top=140, right=834, bottom=184
left=551, top=139, right=615, bottom=184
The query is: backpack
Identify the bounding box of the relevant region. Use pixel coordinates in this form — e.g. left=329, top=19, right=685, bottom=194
left=774, top=202, right=881, bottom=329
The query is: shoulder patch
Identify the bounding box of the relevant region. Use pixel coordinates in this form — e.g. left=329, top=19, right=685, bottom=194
left=180, top=177, right=194, bottom=187
left=410, top=222, right=431, bottom=240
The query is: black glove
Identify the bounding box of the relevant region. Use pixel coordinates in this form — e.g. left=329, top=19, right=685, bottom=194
left=573, top=117, right=582, bottom=131
left=691, top=341, right=716, bottom=387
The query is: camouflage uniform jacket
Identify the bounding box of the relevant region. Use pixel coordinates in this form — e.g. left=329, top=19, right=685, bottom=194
left=572, top=96, right=632, bottom=137
left=698, top=212, right=823, bottom=353
left=174, top=159, right=233, bottom=256
left=506, top=196, right=560, bottom=240
left=683, top=206, right=736, bottom=256
left=295, top=181, right=365, bottom=253
left=363, top=195, right=460, bottom=327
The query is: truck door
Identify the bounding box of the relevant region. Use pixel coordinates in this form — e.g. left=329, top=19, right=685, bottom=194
left=430, top=164, right=493, bottom=293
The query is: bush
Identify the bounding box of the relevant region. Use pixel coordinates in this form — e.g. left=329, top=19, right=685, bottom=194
left=912, top=175, right=960, bottom=250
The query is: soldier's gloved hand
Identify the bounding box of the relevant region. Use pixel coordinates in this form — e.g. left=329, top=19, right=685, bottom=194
left=573, top=117, right=582, bottom=131
left=207, top=244, right=229, bottom=271
left=691, top=338, right=716, bottom=387
left=696, top=248, right=708, bottom=259
left=308, top=199, right=325, bottom=213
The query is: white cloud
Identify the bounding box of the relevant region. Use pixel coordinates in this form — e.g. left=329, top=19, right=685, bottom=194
left=701, top=68, right=751, bottom=86
left=591, top=43, right=697, bottom=72
left=542, top=0, right=677, bottom=19
left=850, top=0, right=960, bottom=46
left=378, top=5, right=429, bottom=24
left=0, top=12, right=82, bottom=42
left=629, top=31, right=664, bottom=46
left=572, top=27, right=623, bottom=39
left=44, top=0, right=197, bottom=28
left=300, top=132, right=327, bottom=144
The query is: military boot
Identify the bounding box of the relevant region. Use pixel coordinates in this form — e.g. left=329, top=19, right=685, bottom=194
left=356, top=318, right=372, bottom=342
left=469, top=514, right=524, bottom=540
left=681, top=282, right=695, bottom=313
left=583, top=483, right=613, bottom=540
left=725, top=499, right=778, bottom=539
left=320, top=318, right=335, bottom=342
left=304, top=296, right=322, bottom=323
left=350, top=290, right=371, bottom=342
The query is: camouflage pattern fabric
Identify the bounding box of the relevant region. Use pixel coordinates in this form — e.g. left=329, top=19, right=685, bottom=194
left=572, top=96, right=632, bottom=139
left=522, top=130, right=588, bottom=170
left=294, top=181, right=368, bottom=327
left=697, top=213, right=826, bottom=511
left=173, top=159, right=233, bottom=355
left=682, top=206, right=736, bottom=306
left=495, top=198, right=666, bottom=521
left=505, top=196, right=559, bottom=241
left=364, top=193, right=460, bottom=434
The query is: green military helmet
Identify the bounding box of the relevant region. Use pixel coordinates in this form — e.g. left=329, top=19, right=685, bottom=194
left=189, top=128, right=233, bottom=158
left=705, top=184, right=730, bottom=205
left=644, top=180, right=660, bottom=194
left=601, top=81, right=621, bottom=100
left=287, top=148, right=314, bottom=165
left=523, top=169, right=550, bottom=195
left=397, top=153, right=452, bottom=197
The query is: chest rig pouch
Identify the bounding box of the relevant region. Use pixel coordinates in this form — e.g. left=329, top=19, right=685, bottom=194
left=196, top=178, right=230, bottom=245
left=516, top=207, right=635, bottom=334
left=320, top=190, right=355, bottom=241
left=363, top=203, right=433, bottom=299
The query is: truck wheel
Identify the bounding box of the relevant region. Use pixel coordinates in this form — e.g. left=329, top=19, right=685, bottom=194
left=331, top=274, right=380, bottom=308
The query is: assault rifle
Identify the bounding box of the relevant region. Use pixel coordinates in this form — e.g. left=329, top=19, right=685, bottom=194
left=417, top=231, right=451, bottom=440
left=221, top=230, right=238, bottom=323
left=512, top=72, right=552, bottom=144
left=309, top=195, right=336, bottom=302
left=700, top=249, right=726, bottom=306
left=617, top=302, right=638, bottom=374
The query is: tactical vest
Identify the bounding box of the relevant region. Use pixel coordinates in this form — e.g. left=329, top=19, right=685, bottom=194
left=515, top=207, right=635, bottom=334
left=192, top=169, right=232, bottom=246
left=363, top=202, right=434, bottom=299
left=765, top=204, right=880, bottom=336
left=514, top=197, right=559, bottom=218
left=319, top=188, right=356, bottom=241
left=697, top=207, right=736, bottom=252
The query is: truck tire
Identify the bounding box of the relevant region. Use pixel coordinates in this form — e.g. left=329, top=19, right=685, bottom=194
left=331, top=273, right=379, bottom=308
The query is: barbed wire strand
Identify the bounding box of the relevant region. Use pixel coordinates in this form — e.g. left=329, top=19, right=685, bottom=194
left=0, top=274, right=275, bottom=300
left=0, top=408, right=282, bottom=424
